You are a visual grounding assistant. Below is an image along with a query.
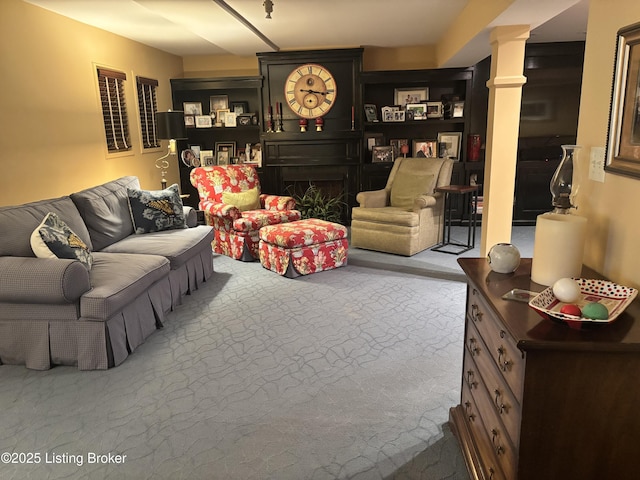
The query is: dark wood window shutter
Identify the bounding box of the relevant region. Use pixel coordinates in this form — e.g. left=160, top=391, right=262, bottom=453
left=136, top=76, right=159, bottom=149
left=97, top=67, right=131, bottom=153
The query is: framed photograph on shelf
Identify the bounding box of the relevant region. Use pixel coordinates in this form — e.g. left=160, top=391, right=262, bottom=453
left=372, top=145, right=394, bottom=163
left=215, top=108, right=230, bottom=127
left=437, top=132, right=463, bottom=160
left=200, top=150, right=215, bottom=167
left=237, top=114, right=253, bottom=126
left=189, top=145, right=201, bottom=160
left=390, top=138, right=409, bottom=158
left=183, top=102, right=202, bottom=115
left=224, top=111, right=237, bottom=127
left=426, top=102, right=444, bottom=119
left=406, top=103, right=427, bottom=120
left=215, top=141, right=236, bottom=157
left=365, top=132, right=384, bottom=152
left=230, top=101, right=249, bottom=115
left=184, top=115, right=196, bottom=128
left=181, top=149, right=199, bottom=167
left=381, top=106, right=399, bottom=122
left=394, top=88, right=428, bottom=107
left=210, top=95, right=228, bottom=114
left=413, top=139, right=437, bottom=158
left=452, top=101, right=465, bottom=118
left=195, top=115, right=212, bottom=128
left=364, top=104, right=378, bottom=122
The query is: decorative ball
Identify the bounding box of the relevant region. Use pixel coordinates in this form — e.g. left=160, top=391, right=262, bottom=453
left=581, top=302, right=609, bottom=320
left=560, top=304, right=582, bottom=317
left=487, top=243, right=521, bottom=274
left=552, top=278, right=581, bottom=303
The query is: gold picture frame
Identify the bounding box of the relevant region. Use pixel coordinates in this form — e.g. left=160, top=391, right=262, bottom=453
left=606, top=22, right=640, bottom=179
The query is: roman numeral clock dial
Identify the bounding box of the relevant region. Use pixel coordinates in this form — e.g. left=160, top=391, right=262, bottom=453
left=284, top=64, right=337, bottom=120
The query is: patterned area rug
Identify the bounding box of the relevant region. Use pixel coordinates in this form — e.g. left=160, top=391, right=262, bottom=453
left=0, top=255, right=470, bottom=480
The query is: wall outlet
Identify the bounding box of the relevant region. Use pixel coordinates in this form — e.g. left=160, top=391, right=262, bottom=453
left=589, top=147, right=605, bottom=183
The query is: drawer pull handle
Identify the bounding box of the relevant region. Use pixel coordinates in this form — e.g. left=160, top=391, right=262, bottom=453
left=494, top=389, right=506, bottom=414
left=497, top=346, right=513, bottom=372
left=471, top=303, right=483, bottom=322
left=488, top=467, right=495, bottom=480
left=467, top=338, right=480, bottom=356
left=464, top=401, right=476, bottom=422
left=491, top=428, right=505, bottom=456
left=466, top=370, right=478, bottom=389
left=500, top=329, right=506, bottom=339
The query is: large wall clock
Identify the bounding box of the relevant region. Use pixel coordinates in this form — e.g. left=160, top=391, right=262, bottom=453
left=284, top=63, right=337, bottom=119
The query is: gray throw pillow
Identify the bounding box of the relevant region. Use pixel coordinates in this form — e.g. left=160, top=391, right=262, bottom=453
left=127, top=184, right=186, bottom=234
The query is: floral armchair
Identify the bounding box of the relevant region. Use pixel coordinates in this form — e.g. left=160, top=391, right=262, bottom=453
left=190, top=165, right=300, bottom=261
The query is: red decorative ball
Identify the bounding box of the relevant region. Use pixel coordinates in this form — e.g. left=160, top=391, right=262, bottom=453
left=560, top=304, right=582, bottom=317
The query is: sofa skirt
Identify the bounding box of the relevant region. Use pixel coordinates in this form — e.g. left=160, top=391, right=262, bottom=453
left=0, top=250, right=214, bottom=370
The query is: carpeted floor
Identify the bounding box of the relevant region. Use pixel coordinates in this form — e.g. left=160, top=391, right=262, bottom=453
left=0, top=255, right=471, bottom=480
left=0, top=227, right=535, bottom=479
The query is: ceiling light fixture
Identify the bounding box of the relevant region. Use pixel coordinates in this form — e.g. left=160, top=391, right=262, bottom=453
left=263, top=0, right=274, bottom=19
left=212, top=0, right=279, bottom=51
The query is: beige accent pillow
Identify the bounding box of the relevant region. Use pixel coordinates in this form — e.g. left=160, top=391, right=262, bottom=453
left=222, top=187, right=261, bottom=211
left=390, top=171, right=435, bottom=210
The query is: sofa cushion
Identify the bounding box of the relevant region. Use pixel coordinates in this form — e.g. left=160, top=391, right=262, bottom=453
left=70, top=176, right=139, bottom=251
left=100, top=225, right=214, bottom=269
left=30, top=213, right=93, bottom=270
left=390, top=171, right=435, bottom=210
left=0, top=196, right=92, bottom=257
left=127, top=184, right=186, bottom=234
left=81, top=252, right=170, bottom=321
left=222, top=187, right=260, bottom=211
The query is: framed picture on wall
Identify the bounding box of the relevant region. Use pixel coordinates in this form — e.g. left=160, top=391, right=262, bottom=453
left=606, top=22, right=640, bottom=179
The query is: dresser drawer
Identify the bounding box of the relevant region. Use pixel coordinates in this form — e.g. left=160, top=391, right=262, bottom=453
left=465, top=351, right=518, bottom=480
left=466, top=322, right=521, bottom=448
left=468, top=287, right=525, bottom=400
left=461, top=382, right=507, bottom=480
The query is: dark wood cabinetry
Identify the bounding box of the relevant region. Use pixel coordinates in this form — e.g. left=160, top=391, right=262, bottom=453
left=451, top=258, right=640, bottom=480
left=170, top=77, right=263, bottom=208
left=170, top=43, right=584, bottom=225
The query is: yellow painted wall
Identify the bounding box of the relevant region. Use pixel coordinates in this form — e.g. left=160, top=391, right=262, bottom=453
left=576, top=0, right=640, bottom=288
left=182, top=46, right=439, bottom=76
left=0, top=0, right=183, bottom=206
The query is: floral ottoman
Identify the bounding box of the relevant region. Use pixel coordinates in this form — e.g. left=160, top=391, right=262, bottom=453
left=258, top=219, right=348, bottom=277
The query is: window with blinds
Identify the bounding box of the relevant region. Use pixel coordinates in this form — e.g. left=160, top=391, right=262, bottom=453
left=136, top=76, right=159, bottom=149
left=97, top=67, right=131, bottom=153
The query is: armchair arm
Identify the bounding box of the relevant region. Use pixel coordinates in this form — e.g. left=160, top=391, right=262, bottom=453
left=356, top=189, right=388, bottom=208
left=0, top=257, right=90, bottom=304
left=414, top=194, right=438, bottom=209
left=199, top=200, right=242, bottom=220
left=260, top=194, right=296, bottom=211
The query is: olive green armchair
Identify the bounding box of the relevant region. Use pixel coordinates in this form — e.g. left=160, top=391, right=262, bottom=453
left=350, top=157, right=454, bottom=256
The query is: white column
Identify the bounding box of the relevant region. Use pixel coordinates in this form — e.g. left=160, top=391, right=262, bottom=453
left=480, top=25, right=529, bottom=256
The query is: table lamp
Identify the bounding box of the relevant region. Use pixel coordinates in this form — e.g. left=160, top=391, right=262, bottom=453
left=155, top=111, right=187, bottom=189
left=531, top=145, right=587, bottom=286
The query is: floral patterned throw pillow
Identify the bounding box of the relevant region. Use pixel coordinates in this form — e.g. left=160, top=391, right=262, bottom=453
left=30, top=212, right=93, bottom=269
left=127, top=184, right=186, bottom=234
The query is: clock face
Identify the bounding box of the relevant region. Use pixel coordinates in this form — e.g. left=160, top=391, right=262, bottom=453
left=284, top=64, right=337, bottom=119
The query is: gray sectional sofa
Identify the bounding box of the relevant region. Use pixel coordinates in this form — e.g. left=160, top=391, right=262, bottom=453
left=0, top=176, right=214, bottom=370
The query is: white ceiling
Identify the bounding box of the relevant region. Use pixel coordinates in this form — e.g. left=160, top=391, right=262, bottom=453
left=24, top=0, right=590, bottom=67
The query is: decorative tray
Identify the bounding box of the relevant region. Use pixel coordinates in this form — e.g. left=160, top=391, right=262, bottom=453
left=528, top=278, right=638, bottom=325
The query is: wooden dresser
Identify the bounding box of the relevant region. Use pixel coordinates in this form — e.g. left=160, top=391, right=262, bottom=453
left=450, top=258, right=640, bottom=480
